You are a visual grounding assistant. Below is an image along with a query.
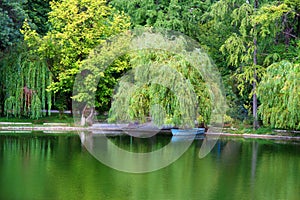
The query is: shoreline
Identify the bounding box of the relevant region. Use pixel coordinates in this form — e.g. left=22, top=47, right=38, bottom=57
left=1, top=123, right=300, bottom=141
left=205, top=132, right=300, bottom=141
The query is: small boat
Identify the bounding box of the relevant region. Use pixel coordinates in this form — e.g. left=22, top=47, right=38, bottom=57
left=171, top=128, right=205, bottom=136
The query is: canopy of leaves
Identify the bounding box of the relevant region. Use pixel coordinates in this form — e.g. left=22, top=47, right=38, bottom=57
left=199, top=0, right=299, bottom=126
left=24, top=0, right=51, bottom=35
left=109, top=0, right=211, bottom=38
left=22, top=0, right=130, bottom=94
left=0, top=0, right=51, bottom=51
left=73, top=29, right=226, bottom=127
left=258, top=60, right=300, bottom=130
left=109, top=50, right=212, bottom=127
left=0, top=46, right=52, bottom=119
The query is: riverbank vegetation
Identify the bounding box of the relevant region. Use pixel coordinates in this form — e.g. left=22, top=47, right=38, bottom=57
left=0, top=0, right=299, bottom=132
left=0, top=114, right=73, bottom=124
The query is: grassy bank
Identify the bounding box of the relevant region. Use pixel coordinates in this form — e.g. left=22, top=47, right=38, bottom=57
left=223, top=126, right=300, bottom=137
left=0, top=114, right=74, bottom=124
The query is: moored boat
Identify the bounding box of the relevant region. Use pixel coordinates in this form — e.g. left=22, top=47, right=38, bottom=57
left=171, top=128, right=205, bottom=136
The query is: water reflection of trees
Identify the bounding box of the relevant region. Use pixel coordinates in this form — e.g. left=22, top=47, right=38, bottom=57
left=107, top=135, right=171, bottom=153
left=0, top=135, right=299, bottom=200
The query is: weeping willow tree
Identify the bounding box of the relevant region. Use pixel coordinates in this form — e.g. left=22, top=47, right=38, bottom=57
left=0, top=50, right=52, bottom=119
left=73, top=29, right=224, bottom=127
left=258, top=60, right=300, bottom=130
left=108, top=50, right=212, bottom=127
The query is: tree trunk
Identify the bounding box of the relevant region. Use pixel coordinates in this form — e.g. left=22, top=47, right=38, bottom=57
left=296, top=9, right=300, bottom=38
left=253, top=0, right=259, bottom=130
left=253, top=38, right=259, bottom=129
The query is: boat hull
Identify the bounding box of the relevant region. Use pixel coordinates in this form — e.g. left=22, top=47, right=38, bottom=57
left=171, top=128, right=205, bottom=136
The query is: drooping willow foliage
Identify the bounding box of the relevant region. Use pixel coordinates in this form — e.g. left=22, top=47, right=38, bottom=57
left=0, top=52, right=52, bottom=119
left=258, top=60, right=300, bottom=130
left=73, top=29, right=224, bottom=127
left=109, top=50, right=212, bottom=127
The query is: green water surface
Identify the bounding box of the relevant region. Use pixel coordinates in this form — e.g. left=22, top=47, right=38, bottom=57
left=0, top=132, right=299, bottom=200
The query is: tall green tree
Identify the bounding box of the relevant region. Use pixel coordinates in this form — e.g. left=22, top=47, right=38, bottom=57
left=254, top=0, right=300, bottom=129
left=73, top=30, right=220, bottom=127
left=108, top=50, right=212, bottom=127
left=198, top=0, right=252, bottom=122
left=22, top=0, right=131, bottom=111
left=202, top=0, right=298, bottom=128
left=258, top=60, right=300, bottom=130
left=218, top=0, right=266, bottom=129
left=0, top=45, right=52, bottom=119
left=0, top=0, right=52, bottom=116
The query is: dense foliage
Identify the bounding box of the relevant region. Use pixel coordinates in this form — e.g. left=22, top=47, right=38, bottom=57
left=0, top=0, right=27, bottom=50
left=0, top=0, right=299, bottom=130
left=258, top=61, right=300, bottom=129
left=0, top=47, right=52, bottom=119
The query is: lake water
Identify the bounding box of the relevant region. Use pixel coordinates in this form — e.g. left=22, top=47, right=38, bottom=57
left=0, top=132, right=299, bottom=200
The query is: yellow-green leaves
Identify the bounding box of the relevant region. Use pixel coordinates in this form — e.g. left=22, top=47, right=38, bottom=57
left=23, top=0, right=130, bottom=95
left=252, top=3, right=291, bottom=38
left=235, top=64, right=265, bottom=98
left=220, top=33, right=247, bottom=67
left=258, top=60, right=300, bottom=129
